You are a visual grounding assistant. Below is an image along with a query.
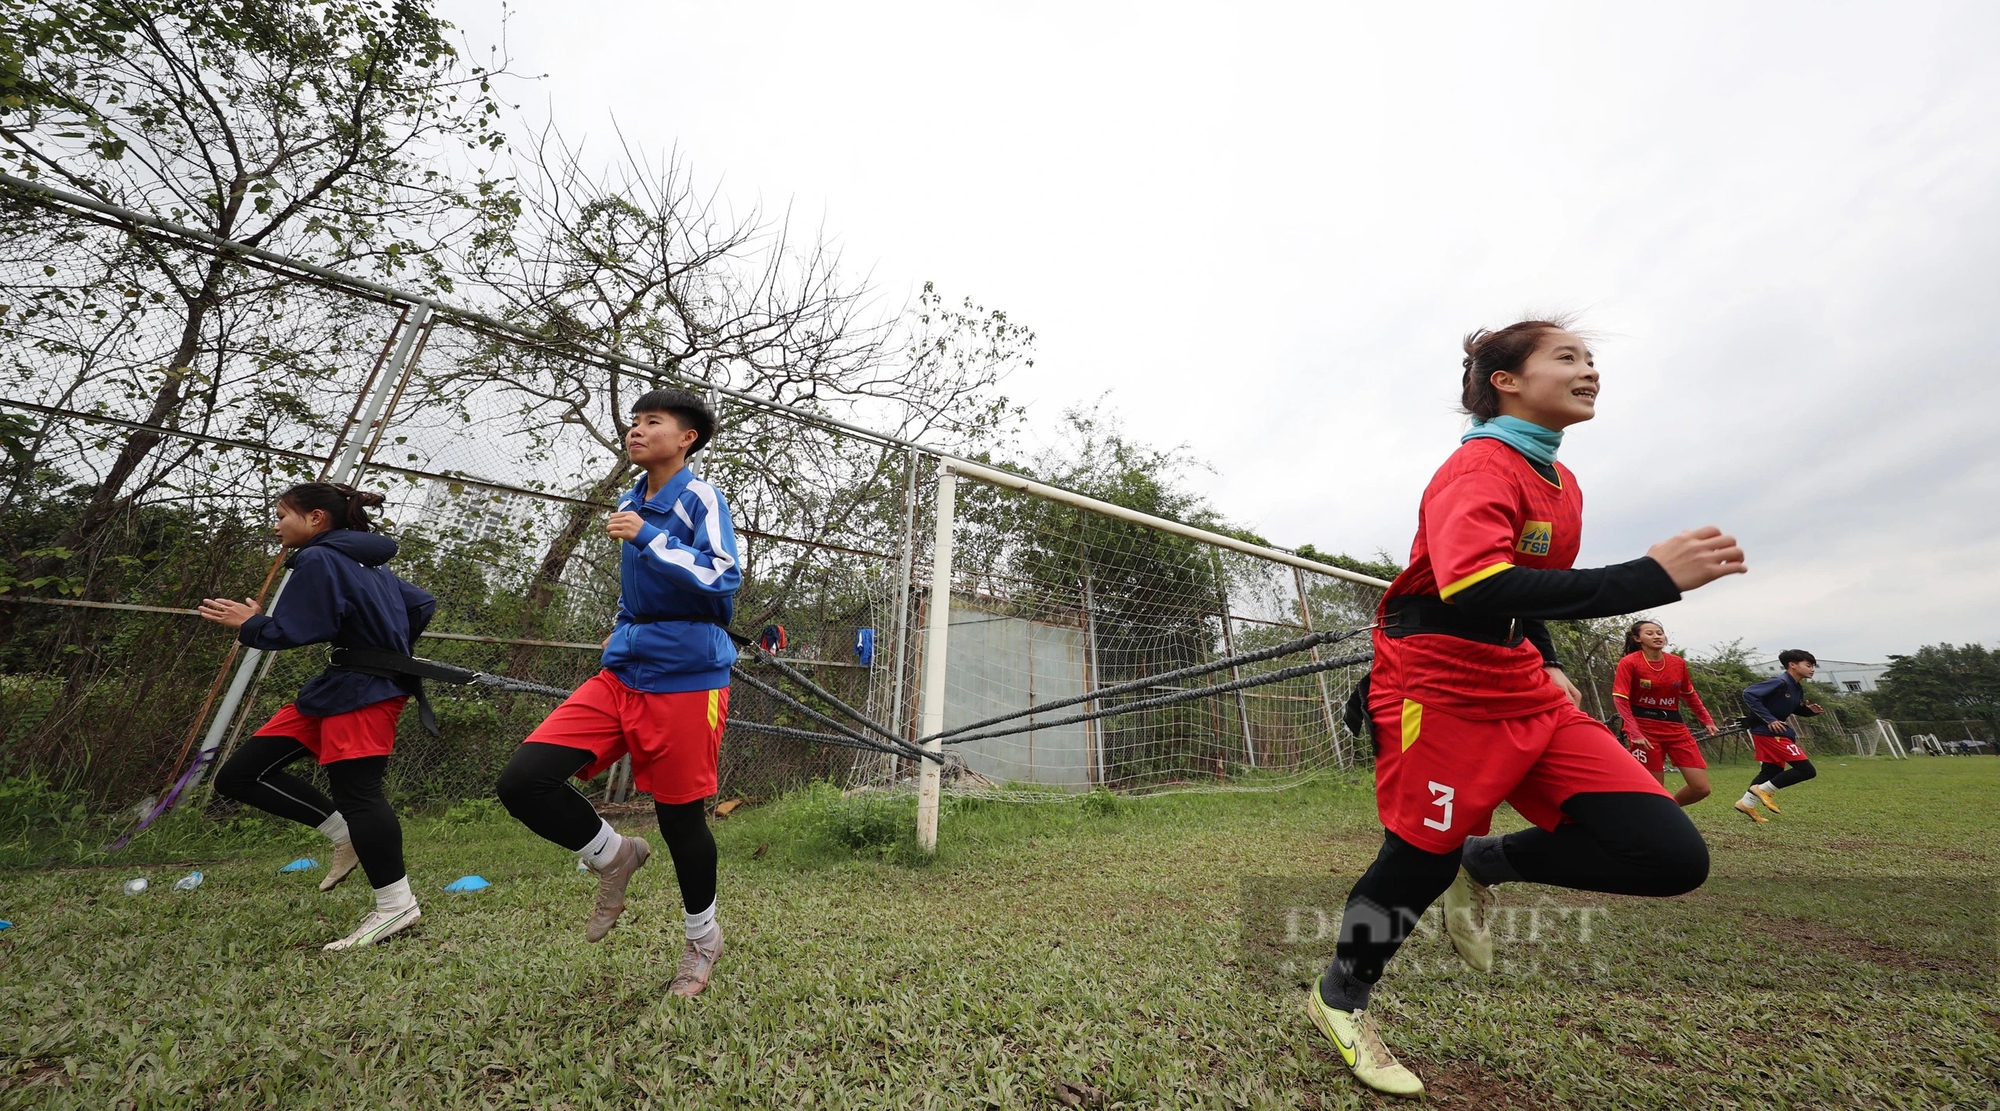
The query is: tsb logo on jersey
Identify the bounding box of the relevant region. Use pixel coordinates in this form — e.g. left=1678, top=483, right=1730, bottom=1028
left=1516, top=520, right=1553, bottom=556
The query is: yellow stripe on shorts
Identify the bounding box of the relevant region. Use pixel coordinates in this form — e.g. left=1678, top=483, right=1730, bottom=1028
left=1401, top=699, right=1423, bottom=752
left=706, top=688, right=721, bottom=733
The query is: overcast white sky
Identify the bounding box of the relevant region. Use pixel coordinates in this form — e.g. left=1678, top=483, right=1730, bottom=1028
left=439, top=1, right=1999, bottom=664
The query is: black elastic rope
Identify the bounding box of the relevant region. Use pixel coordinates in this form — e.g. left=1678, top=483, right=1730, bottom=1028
left=725, top=718, right=927, bottom=759
left=730, top=665, right=940, bottom=764
left=918, top=626, right=1370, bottom=745
left=740, top=645, right=914, bottom=750
left=940, top=650, right=1374, bottom=747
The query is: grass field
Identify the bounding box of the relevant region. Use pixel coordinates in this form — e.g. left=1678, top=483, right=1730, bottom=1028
left=3, top=758, right=1996, bottom=1109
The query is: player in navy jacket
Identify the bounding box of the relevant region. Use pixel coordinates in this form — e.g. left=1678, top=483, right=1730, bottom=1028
left=199, top=482, right=435, bottom=950
left=1733, top=649, right=1824, bottom=820
left=497, top=388, right=740, bottom=996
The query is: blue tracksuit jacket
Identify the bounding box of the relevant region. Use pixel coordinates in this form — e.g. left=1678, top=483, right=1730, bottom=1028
left=601, top=467, right=742, bottom=692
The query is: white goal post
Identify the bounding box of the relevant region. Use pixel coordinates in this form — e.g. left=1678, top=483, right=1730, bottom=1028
left=913, top=458, right=1392, bottom=852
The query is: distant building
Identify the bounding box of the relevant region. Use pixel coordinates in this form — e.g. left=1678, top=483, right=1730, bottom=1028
left=1754, top=657, right=1889, bottom=694
left=418, top=476, right=540, bottom=547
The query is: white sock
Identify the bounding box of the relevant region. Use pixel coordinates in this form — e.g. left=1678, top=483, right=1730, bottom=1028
left=1739, top=791, right=1761, bottom=806
left=1759, top=781, right=1781, bottom=792
left=685, top=898, right=717, bottom=940
left=374, top=876, right=417, bottom=914
left=579, top=819, right=624, bottom=871
left=318, top=812, right=351, bottom=845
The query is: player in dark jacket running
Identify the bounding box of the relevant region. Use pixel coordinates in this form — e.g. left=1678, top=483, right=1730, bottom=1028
left=200, top=482, right=435, bottom=951
left=1733, top=649, right=1823, bottom=821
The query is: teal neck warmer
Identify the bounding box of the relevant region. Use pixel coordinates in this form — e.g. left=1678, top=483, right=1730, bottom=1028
left=1461, top=415, right=1563, bottom=467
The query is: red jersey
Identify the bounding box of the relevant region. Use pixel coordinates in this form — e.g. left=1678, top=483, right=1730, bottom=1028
left=1371, top=439, right=1582, bottom=721
left=1611, top=651, right=1714, bottom=734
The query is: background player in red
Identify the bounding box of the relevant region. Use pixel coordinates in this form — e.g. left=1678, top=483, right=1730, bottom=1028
left=1734, top=649, right=1823, bottom=820
left=495, top=388, right=739, bottom=997
left=199, top=482, right=435, bottom=951
left=1304, top=320, right=1747, bottom=1099
left=1612, top=619, right=1717, bottom=806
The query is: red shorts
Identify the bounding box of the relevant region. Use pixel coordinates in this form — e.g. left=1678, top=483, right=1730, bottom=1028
left=523, top=669, right=728, bottom=804
left=1630, top=721, right=1709, bottom=774
left=1752, top=731, right=1807, bottom=764
left=253, top=697, right=408, bottom=764
left=1374, top=695, right=1671, bottom=853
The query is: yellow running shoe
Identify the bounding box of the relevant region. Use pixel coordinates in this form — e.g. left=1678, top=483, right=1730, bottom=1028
left=1749, top=784, right=1783, bottom=814
left=1442, top=867, right=1494, bottom=973
left=1306, top=979, right=1425, bottom=1099
left=1733, top=800, right=1769, bottom=823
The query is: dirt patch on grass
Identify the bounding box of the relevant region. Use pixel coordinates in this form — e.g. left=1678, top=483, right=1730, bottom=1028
left=1402, top=1054, right=1553, bottom=1110
left=1739, top=912, right=1987, bottom=977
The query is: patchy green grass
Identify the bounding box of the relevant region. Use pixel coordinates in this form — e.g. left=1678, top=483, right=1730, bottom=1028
left=2, top=759, right=1995, bottom=1108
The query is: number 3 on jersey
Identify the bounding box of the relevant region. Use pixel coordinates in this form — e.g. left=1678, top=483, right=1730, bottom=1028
left=1424, top=781, right=1455, bottom=831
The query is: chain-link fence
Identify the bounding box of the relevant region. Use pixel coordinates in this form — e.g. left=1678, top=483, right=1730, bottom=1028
left=1, top=175, right=1400, bottom=837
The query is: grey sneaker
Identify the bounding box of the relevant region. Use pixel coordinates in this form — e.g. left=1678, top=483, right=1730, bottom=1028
left=319, top=840, right=360, bottom=892
left=585, top=836, right=651, bottom=943
left=1442, top=867, right=1495, bottom=973
left=669, top=924, right=724, bottom=997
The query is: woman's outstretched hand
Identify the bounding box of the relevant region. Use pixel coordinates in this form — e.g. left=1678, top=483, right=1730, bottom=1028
left=198, top=596, right=261, bottom=629
left=1647, top=527, right=1747, bottom=592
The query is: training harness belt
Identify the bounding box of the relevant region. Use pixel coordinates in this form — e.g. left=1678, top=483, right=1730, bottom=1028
left=1378, top=595, right=1523, bottom=647
left=330, top=647, right=572, bottom=735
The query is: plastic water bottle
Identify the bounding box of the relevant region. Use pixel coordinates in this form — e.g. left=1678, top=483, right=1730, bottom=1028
left=173, top=871, right=203, bottom=891
left=121, top=877, right=148, bottom=896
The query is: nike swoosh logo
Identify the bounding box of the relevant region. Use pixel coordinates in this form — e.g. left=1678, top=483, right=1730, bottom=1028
left=1315, top=1000, right=1359, bottom=1065
left=360, top=907, right=417, bottom=945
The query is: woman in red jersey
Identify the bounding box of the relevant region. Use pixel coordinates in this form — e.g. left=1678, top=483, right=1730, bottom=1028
left=1612, top=620, right=1717, bottom=807
left=1304, top=320, right=1747, bottom=1099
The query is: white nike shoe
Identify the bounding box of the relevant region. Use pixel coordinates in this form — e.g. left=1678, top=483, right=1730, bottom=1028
left=323, top=904, right=421, bottom=951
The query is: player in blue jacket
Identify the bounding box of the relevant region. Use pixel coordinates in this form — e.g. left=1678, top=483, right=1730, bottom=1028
left=1733, top=649, right=1824, bottom=821
left=496, top=388, right=740, bottom=996
left=199, top=482, right=436, bottom=950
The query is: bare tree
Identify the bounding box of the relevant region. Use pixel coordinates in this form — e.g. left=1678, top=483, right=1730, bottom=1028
left=0, top=0, right=514, bottom=608
left=416, top=127, right=1029, bottom=664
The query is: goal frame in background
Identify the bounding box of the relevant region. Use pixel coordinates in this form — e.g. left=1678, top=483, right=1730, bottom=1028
left=911, top=458, right=1391, bottom=853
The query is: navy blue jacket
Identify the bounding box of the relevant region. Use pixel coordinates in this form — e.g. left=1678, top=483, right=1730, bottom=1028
left=601, top=467, right=741, bottom=692
left=1741, top=672, right=1820, bottom=736
left=237, top=530, right=437, bottom=717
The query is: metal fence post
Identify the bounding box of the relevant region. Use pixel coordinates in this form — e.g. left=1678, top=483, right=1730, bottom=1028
left=184, top=305, right=432, bottom=789
left=915, top=458, right=956, bottom=854
left=883, top=447, right=918, bottom=783
left=1211, top=549, right=1256, bottom=769
left=1293, top=566, right=1346, bottom=769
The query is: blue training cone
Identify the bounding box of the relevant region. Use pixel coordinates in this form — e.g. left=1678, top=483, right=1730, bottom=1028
left=443, top=876, right=491, bottom=893
left=279, top=858, right=318, bottom=873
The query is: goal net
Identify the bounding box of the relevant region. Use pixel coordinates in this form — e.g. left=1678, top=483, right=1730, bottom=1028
left=856, top=461, right=1387, bottom=799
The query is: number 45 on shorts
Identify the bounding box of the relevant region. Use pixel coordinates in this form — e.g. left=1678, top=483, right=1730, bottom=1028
left=1424, top=781, right=1456, bottom=831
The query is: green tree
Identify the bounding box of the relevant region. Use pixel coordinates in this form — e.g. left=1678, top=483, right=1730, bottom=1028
left=1874, top=643, right=2000, bottom=723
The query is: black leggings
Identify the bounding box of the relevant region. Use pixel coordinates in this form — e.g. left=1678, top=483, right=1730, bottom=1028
left=1329, top=791, right=1708, bottom=987
left=1752, top=760, right=1817, bottom=789
left=495, top=742, right=717, bottom=914
left=213, top=735, right=405, bottom=888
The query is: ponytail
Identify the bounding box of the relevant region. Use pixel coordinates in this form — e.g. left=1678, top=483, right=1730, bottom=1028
left=1622, top=620, right=1662, bottom=657
left=277, top=482, right=385, bottom=531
